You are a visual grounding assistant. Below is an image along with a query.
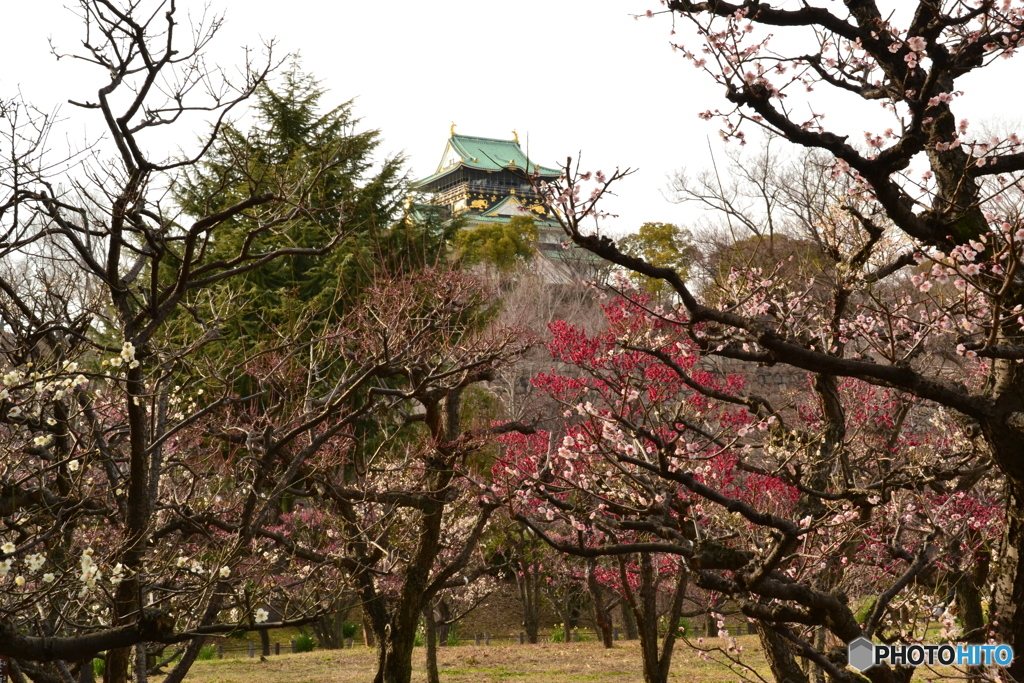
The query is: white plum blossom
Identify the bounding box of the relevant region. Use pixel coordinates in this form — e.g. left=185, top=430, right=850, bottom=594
left=121, top=342, right=140, bottom=369
left=25, top=553, right=46, bottom=572
left=254, top=608, right=269, bottom=624
left=79, top=548, right=101, bottom=592
left=110, top=563, right=126, bottom=586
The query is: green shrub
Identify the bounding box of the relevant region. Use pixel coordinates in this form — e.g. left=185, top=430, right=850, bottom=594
left=341, top=621, right=359, bottom=639
left=294, top=633, right=316, bottom=653
left=550, top=623, right=565, bottom=643
left=92, top=659, right=105, bottom=677
left=445, top=624, right=460, bottom=647
left=197, top=645, right=217, bottom=660
left=413, top=628, right=424, bottom=647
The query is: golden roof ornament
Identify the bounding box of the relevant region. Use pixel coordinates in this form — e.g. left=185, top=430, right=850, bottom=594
left=512, top=129, right=519, bottom=143
left=450, top=122, right=457, bottom=137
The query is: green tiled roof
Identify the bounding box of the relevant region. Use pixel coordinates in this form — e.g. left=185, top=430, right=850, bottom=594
left=465, top=213, right=560, bottom=227
left=405, top=202, right=445, bottom=224
left=416, top=134, right=561, bottom=187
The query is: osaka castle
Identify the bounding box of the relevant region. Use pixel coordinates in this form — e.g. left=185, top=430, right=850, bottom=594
left=414, top=127, right=570, bottom=260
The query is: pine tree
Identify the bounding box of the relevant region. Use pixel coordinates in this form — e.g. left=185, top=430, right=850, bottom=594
left=172, top=59, right=444, bottom=343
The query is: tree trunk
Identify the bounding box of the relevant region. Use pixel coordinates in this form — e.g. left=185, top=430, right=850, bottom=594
left=131, top=645, right=147, bottom=683
left=423, top=605, right=439, bottom=683
left=636, top=563, right=661, bottom=683
left=365, top=389, right=491, bottom=683
left=619, top=553, right=686, bottom=683
left=260, top=629, right=270, bottom=658
left=435, top=600, right=451, bottom=647
left=756, top=623, right=809, bottom=683
left=753, top=373, right=845, bottom=683
left=811, top=627, right=826, bottom=683
left=620, top=601, right=638, bottom=640
left=101, top=365, right=156, bottom=683
left=373, top=490, right=445, bottom=683
left=586, top=557, right=614, bottom=648
left=57, top=659, right=77, bottom=683
left=546, top=591, right=584, bottom=635
left=312, top=610, right=348, bottom=650
left=78, top=659, right=94, bottom=683
left=991, top=479, right=1024, bottom=683
left=161, top=591, right=223, bottom=683
left=515, top=559, right=542, bottom=644
left=949, top=543, right=987, bottom=683
left=11, top=659, right=31, bottom=683
left=103, top=648, right=130, bottom=683
left=374, top=620, right=419, bottom=683
left=362, top=614, right=375, bottom=648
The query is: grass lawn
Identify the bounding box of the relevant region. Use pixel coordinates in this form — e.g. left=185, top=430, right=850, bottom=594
left=165, top=637, right=775, bottom=683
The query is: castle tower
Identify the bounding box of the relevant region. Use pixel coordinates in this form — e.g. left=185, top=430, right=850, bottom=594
left=414, top=129, right=565, bottom=253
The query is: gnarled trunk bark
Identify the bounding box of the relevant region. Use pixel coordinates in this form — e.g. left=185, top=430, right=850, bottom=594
left=757, top=623, right=808, bottom=683
left=373, top=622, right=418, bottom=683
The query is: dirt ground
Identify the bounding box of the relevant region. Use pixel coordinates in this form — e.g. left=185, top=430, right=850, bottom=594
left=171, top=638, right=773, bottom=683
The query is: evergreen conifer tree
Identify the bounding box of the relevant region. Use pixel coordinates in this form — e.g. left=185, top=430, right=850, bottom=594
left=172, top=58, right=449, bottom=345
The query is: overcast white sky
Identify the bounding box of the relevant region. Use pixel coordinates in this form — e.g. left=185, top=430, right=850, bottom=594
left=3, top=1, right=1023, bottom=234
